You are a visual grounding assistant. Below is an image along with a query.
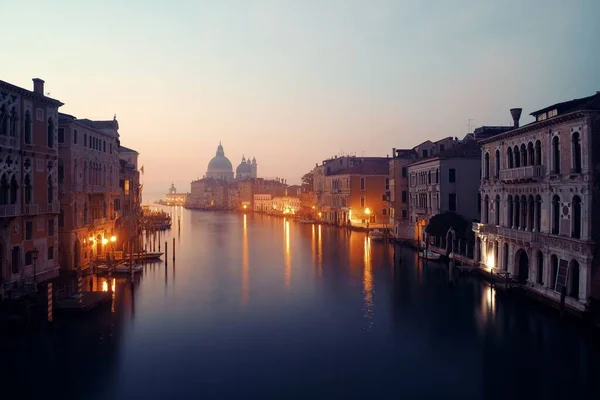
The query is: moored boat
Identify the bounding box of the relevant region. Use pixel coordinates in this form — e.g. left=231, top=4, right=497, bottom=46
left=419, top=250, right=441, bottom=260
left=369, top=229, right=385, bottom=241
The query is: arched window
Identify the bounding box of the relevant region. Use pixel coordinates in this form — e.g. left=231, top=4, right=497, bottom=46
left=47, top=118, right=54, bottom=148
left=550, top=255, right=559, bottom=289
left=514, top=145, right=521, bottom=168
left=9, top=175, right=18, bottom=205
left=535, top=195, right=542, bottom=232
left=535, top=140, right=542, bottom=166
left=9, top=107, right=17, bottom=137
left=521, top=143, right=527, bottom=166
left=494, top=150, right=500, bottom=178
left=428, top=171, right=431, bottom=184
left=24, top=174, right=32, bottom=204
left=1, top=174, right=9, bottom=205
left=495, top=195, right=500, bottom=225
left=552, top=136, right=560, bottom=173
left=58, top=159, right=64, bottom=184
left=527, top=142, right=534, bottom=166
left=47, top=175, right=53, bottom=204
left=507, top=147, right=513, bottom=168
left=528, top=195, right=534, bottom=231
left=484, top=153, right=490, bottom=179
left=569, top=260, right=580, bottom=299
left=572, top=195, right=581, bottom=239
left=537, top=251, right=544, bottom=285
left=552, top=195, right=560, bottom=235
left=521, top=195, right=527, bottom=230
left=360, top=177, right=365, bottom=191
left=507, top=195, right=513, bottom=227
left=435, top=168, right=439, bottom=183
left=0, top=105, right=7, bottom=135
left=24, top=111, right=32, bottom=144
left=514, top=197, right=520, bottom=229
left=84, top=202, right=88, bottom=224
left=484, top=195, right=489, bottom=223
left=572, top=132, right=581, bottom=173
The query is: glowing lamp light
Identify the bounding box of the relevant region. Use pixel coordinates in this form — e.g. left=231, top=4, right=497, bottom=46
left=365, top=208, right=371, bottom=216
left=243, top=204, right=247, bottom=210
left=102, top=238, right=108, bottom=245
left=486, top=254, right=495, bottom=270
left=89, top=236, right=94, bottom=242
left=110, top=235, right=117, bottom=243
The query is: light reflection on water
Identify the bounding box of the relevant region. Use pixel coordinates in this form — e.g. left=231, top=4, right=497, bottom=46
left=2, top=210, right=599, bottom=400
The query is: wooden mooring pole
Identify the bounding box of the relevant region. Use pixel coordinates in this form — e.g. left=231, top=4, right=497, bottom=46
left=173, top=237, right=175, bottom=261
left=165, top=241, right=168, bottom=266
left=47, top=283, right=53, bottom=324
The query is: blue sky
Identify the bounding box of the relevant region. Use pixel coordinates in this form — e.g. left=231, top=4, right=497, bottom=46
left=2, top=0, right=599, bottom=193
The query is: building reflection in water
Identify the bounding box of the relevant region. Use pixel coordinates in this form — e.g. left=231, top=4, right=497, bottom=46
left=242, top=213, right=249, bottom=306
left=284, top=219, right=291, bottom=289
left=479, top=283, right=496, bottom=328
left=363, top=237, right=374, bottom=330
left=317, top=224, right=323, bottom=278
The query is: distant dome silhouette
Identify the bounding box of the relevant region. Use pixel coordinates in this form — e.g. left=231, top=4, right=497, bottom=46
left=206, top=142, right=234, bottom=181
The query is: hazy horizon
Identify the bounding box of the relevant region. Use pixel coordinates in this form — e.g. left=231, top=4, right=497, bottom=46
left=3, top=0, right=600, bottom=194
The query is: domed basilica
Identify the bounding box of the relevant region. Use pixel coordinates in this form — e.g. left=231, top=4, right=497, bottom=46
left=205, top=142, right=257, bottom=181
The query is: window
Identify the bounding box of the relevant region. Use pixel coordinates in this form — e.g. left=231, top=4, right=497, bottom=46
left=110, top=143, right=112, bottom=154
left=548, top=109, right=557, bottom=118
left=73, top=129, right=78, bottom=144
left=48, top=218, right=55, bottom=236
left=84, top=133, right=88, bottom=147
left=402, top=210, right=408, bottom=219
left=527, top=142, right=534, bottom=166
left=24, top=174, right=32, bottom=204
left=428, top=171, right=432, bottom=184
left=572, top=132, right=581, bottom=173
left=25, top=251, right=33, bottom=266
left=422, top=149, right=428, bottom=157
left=58, top=160, right=64, bottom=184
left=494, top=150, right=500, bottom=178
left=521, top=144, right=527, bottom=166
left=103, top=140, right=106, bottom=152
left=385, top=178, right=389, bottom=191
left=11, top=246, right=20, bottom=274
left=484, top=153, right=490, bottom=179
left=381, top=194, right=386, bottom=201
left=507, top=147, right=513, bottom=168
left=360, top=196, right=365, bottom=208
left=58, top=209, right=64, bottom=227
left=449, top=168, right=456, bottom=183
left=449, top=193, right=456, bottom=211
left=47, top=175, right=53, bottom=204
left=360, top=177, right=365, bottom=191
left=24, top=111, right=32, bottom=144
left=537, top=251, right=544, bottom=285
left=401, top=191, right=407, bottom=203
left=48, top=246, right=54, bottom=260
left=552, top=195, right=560, bottom=235
left=572, top=196, right=581, bottom=239
left=483, top=195, right=489, bottom=223
left=47, top=118, right=54, bottom=148
left=514, top=146, right=520, bottom=168
left=114, top=198, right=121, bottom=211
left=58, top=128, right=65, bottom=143
left=535, top=140, right=542, bottom=166
left=552, top=136, right=560, bottom=173
left=25, top=221, right=33, bottom=240
left=401, top=167, right=407, bottom=178
left=439, top=144, right=445, bottom=151
left=382, top=209, right=387, bottom=216
left=495, top=195, right=500, bottom=225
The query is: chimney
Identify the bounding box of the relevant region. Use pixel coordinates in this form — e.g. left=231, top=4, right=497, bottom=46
left=510, top=108, right=522, bottom=128
left=392, top=147, right=396, bottom=158
left=33, top=78, right=45, bottom=95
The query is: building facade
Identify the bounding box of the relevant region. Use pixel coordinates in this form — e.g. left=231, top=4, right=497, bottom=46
left=253, top=194, right=272, bottom=212
left=57, top=114, right=121, bottom=270
left=473, top=94, right=600, bottom=311
left=1, top=78, right=63, bottom=293
left=388, top=148, right=417, bottom=239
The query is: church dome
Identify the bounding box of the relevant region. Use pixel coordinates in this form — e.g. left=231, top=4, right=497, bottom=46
left=236, top=160, right=251, bottom=174
left=206, top=142, right=234, bottom=181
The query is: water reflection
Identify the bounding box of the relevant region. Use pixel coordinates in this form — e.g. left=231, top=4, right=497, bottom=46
left=284, top=218, right=291, bottom=289
left=242, top=213, right=249, bottom=306
left=362, top=237, right=374, bottom=330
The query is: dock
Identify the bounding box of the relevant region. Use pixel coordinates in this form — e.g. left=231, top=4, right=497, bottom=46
left=54, top=291, right=112, bottom=314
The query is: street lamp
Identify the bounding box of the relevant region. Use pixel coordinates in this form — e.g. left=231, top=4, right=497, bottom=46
left=32, top=247, right=39, bottom=290
left=110, top=235, right=117, bottom=262
left=365, top=208, right=371, bottom=232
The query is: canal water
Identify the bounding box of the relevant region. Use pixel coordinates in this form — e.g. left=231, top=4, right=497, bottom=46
left=2, top=209, right=599, bottom=399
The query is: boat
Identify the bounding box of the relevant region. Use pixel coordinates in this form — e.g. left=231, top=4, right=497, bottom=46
left=419, top=250, right=441, bottom=260
left=129, top=251, right=163, bottom=261
left=299, top=219, right=315, bottom=224
left=369, top=229, right=385, bottom=241
left=97, top=264, right=143, bottom=274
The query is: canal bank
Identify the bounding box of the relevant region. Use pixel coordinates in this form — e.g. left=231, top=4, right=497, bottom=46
left=1, top=211, right=598, bottom=399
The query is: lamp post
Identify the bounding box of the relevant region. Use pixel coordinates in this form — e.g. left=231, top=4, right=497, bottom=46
left=365, top=208, right=371, bottom=232
left=110, top=235, right=117, bottom=261
left=32, top=247, right=39, bottom=290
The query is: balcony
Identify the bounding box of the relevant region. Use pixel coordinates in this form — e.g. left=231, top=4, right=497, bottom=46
left=414, top=207, right=432, bottom=215
left=472, top=222, right=498, bottom=235
left=497, top=226, right=539, bottom=243
left=0, top=204, right=20, bottom=218
left=25, top=204, right=39, bottom=215
left=499, top=165, right=545, bottom=183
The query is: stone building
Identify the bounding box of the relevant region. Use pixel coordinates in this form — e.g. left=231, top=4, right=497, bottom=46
left=57, top=113, right=121, bottom=270
left=473, top=92, right=600, bottom=311
left=1, top=78, right=63, bottom=293
left=387, top=148, right=417, bottom=240
left=408, top=140, right=482, bottom=241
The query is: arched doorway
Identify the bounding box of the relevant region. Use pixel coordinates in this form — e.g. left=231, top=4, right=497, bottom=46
left=515, top=249, right=529, bottom=282
left=73, top=239, right=81, bottom=269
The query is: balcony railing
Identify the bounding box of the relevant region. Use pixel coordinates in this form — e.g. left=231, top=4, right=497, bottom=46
left=25, top=204, right=39, bottom=215
left=499, top=165, right=545, bottom=182
left=472, top=222, right=498, bottom=235
left=0, top=204, right=20, bottom=218
left=497, top=226, right=539, bottom=243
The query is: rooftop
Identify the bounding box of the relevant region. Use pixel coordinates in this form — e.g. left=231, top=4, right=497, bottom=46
left=330, top=158, right=389, bottom=176
left=119, top=145, right=138, bottom=154
left=531, top=91, right=600, bottom=117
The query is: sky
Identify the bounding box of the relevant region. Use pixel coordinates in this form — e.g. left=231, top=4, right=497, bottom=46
left=2, top=0, right=599, bottom=195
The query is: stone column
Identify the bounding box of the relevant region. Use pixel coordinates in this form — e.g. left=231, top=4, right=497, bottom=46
left=507, top=243, right=515, bottom=276
left=474, top=238, right=479, bottom=265
left=579, top=261, right=591, bottom=303
left=532, top=199, right=537, bottom=232
left=531, top=250, right=538, bottom=283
